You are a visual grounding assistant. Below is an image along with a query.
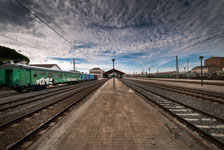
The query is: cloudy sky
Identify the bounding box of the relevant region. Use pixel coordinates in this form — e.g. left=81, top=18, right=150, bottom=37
left=0, top=0, right=224, bottom=73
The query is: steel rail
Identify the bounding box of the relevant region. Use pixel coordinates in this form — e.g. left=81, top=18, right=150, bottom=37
left=0, top=80, right=104, bottom=128
left=148, top=78, right=224, bottom=86
left=121, top=79, right=224, bottom=149
left=6, top=80, right=106, bottom=150
left=0, top=80, right=96, bottom=106
left=127, top=79, right=224, bottom=104
left=0, top=81, right=100, bottom=112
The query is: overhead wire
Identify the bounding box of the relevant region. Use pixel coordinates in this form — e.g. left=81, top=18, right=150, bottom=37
left=165, top=30, right=224, bottom=57
left=13, top=0, right=224, bottom=71
left=0, top=34, right=39, bottom=49
left=14, top=0, right=100, bottom=68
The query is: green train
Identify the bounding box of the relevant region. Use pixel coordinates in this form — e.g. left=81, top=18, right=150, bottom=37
left=0, top=64, right=96, bottom=92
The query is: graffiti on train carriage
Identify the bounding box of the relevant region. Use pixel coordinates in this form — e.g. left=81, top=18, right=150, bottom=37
left=66, top=78, right=78, bottom=81
left=36, top=78, right=54, bottom=85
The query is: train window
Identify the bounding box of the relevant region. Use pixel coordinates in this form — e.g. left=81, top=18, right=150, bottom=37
left=48, top=72, right=52, bottom=77
left=33, top=72, right=38, bottom=78
left=40, top=72, right=46, bottom=75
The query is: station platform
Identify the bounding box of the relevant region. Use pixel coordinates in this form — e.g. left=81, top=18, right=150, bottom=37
left=29, top=79, right=210, bottom=150
left=129, top=78, right=224, bottom=94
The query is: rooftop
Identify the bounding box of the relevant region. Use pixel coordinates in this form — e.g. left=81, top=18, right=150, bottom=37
left=30, top=64, right=61, bottom=70
left=90, top=68, right=103, bottom=71
left=192, top=65, right=220, bottom=70
left=103, top=69, right=125, bottom=75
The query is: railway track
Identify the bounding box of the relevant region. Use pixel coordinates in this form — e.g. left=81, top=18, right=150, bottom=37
left=0, top=84, right=69, bottom=99
left=0, top=80, right=103, bottom=127
left=0, top=91, right=21, bottom=99
left=0, top=81, right=98, bottom=113
left=127, top=79, right=224, bottom=104
left=0, top=79, right=107, bottom=150
left=121, top=79, right=224, bottom=149
left=147, top=78, right=224, bottom=86
left=0, top=81, right=95, bottom=105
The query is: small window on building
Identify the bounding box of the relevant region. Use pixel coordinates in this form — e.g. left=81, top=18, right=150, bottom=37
left=33, top=72, right=38, bottom=78
left=48, top=72, right=52, bottom=77
left=59, top=73, right=62, bottom=78
left=64, top=74, right=67, bottom=76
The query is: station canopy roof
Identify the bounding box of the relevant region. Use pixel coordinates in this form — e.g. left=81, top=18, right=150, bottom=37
left=103, top=69, right=125, bottom=75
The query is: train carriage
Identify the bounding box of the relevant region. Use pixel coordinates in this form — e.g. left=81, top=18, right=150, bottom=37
left=0, top=64, right=82, bottom=92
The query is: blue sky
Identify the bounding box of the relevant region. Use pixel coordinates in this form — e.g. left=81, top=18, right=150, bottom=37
left=0, top=0, right=224, bottom=73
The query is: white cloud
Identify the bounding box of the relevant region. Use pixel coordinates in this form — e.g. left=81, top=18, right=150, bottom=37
left=1, top=0, right=224, bottom=73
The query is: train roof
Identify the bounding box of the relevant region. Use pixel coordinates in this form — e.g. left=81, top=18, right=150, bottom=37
left=0, top=64, right=80, bottom=74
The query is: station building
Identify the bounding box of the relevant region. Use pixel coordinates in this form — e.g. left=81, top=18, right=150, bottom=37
left=89, top=68, right=104, bottom=79
left=30, top=64, right=61, bottom=70
left=205, top=57, right=224, bottom=70
left=192, top=57, right=224, bottom=73
left=191, top=65, right=221, bottom=73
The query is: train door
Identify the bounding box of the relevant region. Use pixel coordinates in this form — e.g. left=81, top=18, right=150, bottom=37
left=25, top=69, right=31, bottom=85
left=5, top=69, right=13, bottom=86
left=20, top=69, right=25, bottom=86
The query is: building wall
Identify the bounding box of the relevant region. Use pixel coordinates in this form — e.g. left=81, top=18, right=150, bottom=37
left=208, top=66, right=222, bottom=72
left=192, top=68, right=208, bottom=73
left=51, top=65, right=61, bottom=70
left=205, top=57, right=224, bottom=68
left=192, top=66, right=221, bottom=73
left=89, top=70, right=104, bottom=79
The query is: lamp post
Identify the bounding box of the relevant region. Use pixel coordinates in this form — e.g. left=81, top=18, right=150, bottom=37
left=184, top=67, right=186, bottom=79
left=73, top=59, right=75, bottom=71
left=112, top=59, right=115, bottom=88
left=199, top=56, right=204, bottom=86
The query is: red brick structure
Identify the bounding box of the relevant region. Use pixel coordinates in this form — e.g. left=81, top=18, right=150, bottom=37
left=205, top=57, right=224, bottom=70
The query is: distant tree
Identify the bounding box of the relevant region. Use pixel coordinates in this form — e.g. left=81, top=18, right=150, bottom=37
left=0, top=46, right=30, bottom=65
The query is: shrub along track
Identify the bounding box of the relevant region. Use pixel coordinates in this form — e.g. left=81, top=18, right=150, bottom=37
left=0, top=79, right=107, bottom=150
left=120, top=79, right=224, bottom=149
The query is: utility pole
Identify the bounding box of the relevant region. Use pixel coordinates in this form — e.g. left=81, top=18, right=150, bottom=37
left=184, top=67, right=186, bottom=79
left=112, top=59, right=115, bottom=88
left=176, top=56, right=179, bottom=79
left=187, top=59, right=189, bottom=72
left=142, top=66, right=144, bottom=75
left=73, top=59, right=75, bottom=71
left=199, top=56, right=204, bottom=86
